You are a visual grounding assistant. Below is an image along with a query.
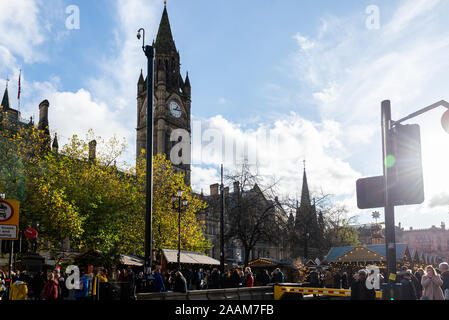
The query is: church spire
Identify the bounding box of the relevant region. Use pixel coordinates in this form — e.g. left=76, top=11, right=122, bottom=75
left=52, top=133, right=59, bottom=153
left=300, top=160, right=311, bottom=208
left=155, top=4, right=176, bottom=54
left=1, top=79, right=10, bottom=109
left=185, top=71, right=190, bottom=87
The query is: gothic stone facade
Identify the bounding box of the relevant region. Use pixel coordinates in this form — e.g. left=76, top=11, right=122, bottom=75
left=198, top=182, right=291, bottom=265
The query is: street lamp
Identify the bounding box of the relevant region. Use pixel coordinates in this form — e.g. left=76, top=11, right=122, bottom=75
left=137, top=28, right=155, bottom=276
left=173, top=188, right=187, bottom=271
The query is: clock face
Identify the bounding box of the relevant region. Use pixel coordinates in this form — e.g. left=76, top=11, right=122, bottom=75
left=169, top=101, right=182, bottom=118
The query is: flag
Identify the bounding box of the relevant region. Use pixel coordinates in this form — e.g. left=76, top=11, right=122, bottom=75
left=17, top=69, right=21, bottom=100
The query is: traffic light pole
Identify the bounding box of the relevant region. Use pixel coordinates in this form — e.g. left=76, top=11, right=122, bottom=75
left=220, top=164, right=225, bottom=274
left=144, top=44, right=154, bottom=276
left=381, top=100, right=398, bottom=298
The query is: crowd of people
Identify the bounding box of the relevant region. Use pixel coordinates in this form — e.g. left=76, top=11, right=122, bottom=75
left=4, top=262, right=447, bottom=300
left=0, top=267, right=116, bottom=301
left=0, top=265, right=285, bottom=300
left=303, top=262, right=449, bottom=300
left=135, top=266, right=285, bottom=294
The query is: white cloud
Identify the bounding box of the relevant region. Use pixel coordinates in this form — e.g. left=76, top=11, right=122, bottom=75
left=191, top=113, right=361, bottom=200
left=191, top=166, right=220, bottom=195
left=294, top=32, right=315, bottom=50
left=287, top=0, right=449, bottom=226
left=2, top=0, right=161, bottom=166
left=0, top=0, right=47, bottom=64
left=386, top=0, right=440, bottom=33
left=86, top=0, right=160, bottom=161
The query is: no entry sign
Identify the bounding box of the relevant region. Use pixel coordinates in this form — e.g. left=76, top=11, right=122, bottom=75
left=24, top=228, right=38, bottom=239
left=0, top=200, right=20, bottom=240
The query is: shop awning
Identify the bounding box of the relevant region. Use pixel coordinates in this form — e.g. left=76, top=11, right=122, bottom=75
left=162, top=249, right=220, bottom=266
left=120, top=255, right=144, bottom=266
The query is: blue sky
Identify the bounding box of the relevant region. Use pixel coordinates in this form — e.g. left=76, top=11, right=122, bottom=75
left=1, top=0, right=449, bottom=229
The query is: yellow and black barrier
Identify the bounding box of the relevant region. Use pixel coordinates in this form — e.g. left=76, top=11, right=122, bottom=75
left=274, top=284, right=382, bottom=300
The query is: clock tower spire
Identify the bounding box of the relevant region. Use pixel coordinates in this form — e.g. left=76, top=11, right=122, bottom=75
left=137, top=3, right=191, bottom=185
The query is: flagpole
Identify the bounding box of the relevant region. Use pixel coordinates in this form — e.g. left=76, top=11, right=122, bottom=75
left=17, top=69, right=21, bottom=113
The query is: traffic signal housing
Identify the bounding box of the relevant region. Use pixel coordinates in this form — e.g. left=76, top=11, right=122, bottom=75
left=356, top=123, right=424, bottom=209
left=389, top=123, right=424, bottom=206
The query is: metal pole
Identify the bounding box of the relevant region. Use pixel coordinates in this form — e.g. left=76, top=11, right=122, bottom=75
left=144, top=44, right=155, bottom=276
left=8, top=240, right=13, bottom=279
left=220, top=164, right=225, bottom=273
left=178, top=197, right=181, bottom=271
left=381, top=100, right=397, bottom=297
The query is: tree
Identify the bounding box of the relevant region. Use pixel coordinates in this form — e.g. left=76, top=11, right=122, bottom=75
left=283, top=192, right=359, bottom=259
left=317, top=197, right=360, bottom=249
left=225, top=162, right=288, bottom=266
left=126, top=153, right=211, bottom=256
left=0, top=120, right=210, bottom=261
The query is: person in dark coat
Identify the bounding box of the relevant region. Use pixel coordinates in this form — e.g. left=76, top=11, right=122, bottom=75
left=231, top=269, right=242, bottom=288
left=174, top=271, right=187, bottom=293
left=414, top=269, right=424, bottom=299
left=439, top=262, right=449, bottom=299
left=341, top=272, right=349, bottom=289
left=350, top=270, right=376, bottom=300
left=400, top=271, right=417, bottom=300
left=333, top=271, right=342, bottom=289
left=209, top=268, right=221, bottom=289
left=271, top=268, right=284, bottom=284
left=259, top=270, right=271, bottom=286
left=30, top=272, right=45, bottom=300
left=308, top=270, right=320, bottom=287
left=54, top=268, right=68, bottom=300
left=152, top=267, right=165, bottom=292
left=183, top=269, right=193, bottom=291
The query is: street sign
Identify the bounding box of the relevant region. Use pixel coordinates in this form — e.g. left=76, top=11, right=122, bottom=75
left=0, top=200, right=19, bottom=240
left=24, top=227, right=38, bottom=239
left=356, top=176, right=385, bottom=209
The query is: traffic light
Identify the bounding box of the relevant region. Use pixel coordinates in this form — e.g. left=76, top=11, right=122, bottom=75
left=389, top=123, right=424, bottom=206
left=357, top=123, right=424, bottom=209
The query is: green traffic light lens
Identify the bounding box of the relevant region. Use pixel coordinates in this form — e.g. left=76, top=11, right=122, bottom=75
left=385, top=155, right=396, bottom=168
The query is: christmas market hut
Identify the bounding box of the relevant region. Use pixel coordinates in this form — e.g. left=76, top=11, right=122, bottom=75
left=323, top=244, right=409, bottom=271
left=247, top=258, right=297, bottom=283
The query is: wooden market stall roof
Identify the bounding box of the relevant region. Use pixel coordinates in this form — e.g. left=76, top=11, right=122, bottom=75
left=161, top=249, right=220, bottom=266
left=324, top=244, right=409, bottom=263
left=248, top=258, right=295, bottom=268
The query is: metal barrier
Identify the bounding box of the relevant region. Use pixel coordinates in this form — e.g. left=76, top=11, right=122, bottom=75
left=136, top=286, right=273, bottom=300
left=274, top=284, right=383, bottom=300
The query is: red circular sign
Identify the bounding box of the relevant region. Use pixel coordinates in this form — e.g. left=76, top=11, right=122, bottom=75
left=24, top=228, right=38, bottom=239
left=442, top=109, right=449, bottom=134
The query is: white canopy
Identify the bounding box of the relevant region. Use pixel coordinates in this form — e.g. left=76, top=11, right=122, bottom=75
left=162, top=249, right=220, bottom=266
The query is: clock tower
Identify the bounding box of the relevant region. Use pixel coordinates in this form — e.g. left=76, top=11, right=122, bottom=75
left=137, top=4, right=191, bottom=185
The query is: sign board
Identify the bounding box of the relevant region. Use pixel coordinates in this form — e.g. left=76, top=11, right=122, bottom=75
left=0, top=200, right=19, bottom=240
left=24, top=227, right=38, bottom=239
